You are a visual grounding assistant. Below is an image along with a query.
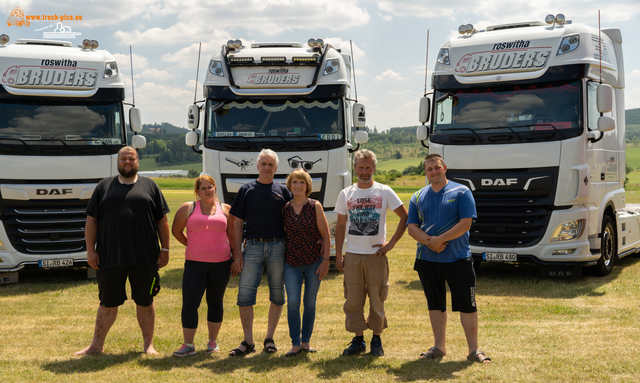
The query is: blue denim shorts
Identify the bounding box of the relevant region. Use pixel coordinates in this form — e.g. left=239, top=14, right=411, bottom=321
left=237, top=239, right=285, bottom=307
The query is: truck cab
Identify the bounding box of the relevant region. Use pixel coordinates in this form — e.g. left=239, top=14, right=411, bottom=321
left=186, top=39, right=367, bottom=260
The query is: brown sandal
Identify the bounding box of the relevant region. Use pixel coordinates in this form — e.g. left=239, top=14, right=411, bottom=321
left=420, top=347, right=445, bottom=360
left=467, top=350, right=491, bottom=363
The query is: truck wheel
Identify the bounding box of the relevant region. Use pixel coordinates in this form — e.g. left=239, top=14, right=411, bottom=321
left=594, top=215, right=616, bottom=276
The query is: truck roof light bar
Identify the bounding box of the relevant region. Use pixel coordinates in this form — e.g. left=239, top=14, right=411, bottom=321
left=292, top=56, right=318, bottom=63
left=0, top=34, right=9, bottom=46
left=16, top=39, right=71, bottom=47
left=458, top=24, right=476, bottom=35
left=261, top=56, right=286, bottom=63
left=229, top=56, right=254, bottom=63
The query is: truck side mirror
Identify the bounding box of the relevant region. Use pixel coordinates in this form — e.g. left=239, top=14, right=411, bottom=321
left=131, top=134, right=146, bottom=148
left=187, top=104, right=200, bottom=129
left=597, top=84, right=613, bottom=113
left=129, top=107, right=142, bottom=133
left=419, top=96, right=431, bottom=123
left=354, top=130, right=368, bottom=144
left=597, top=116, right=615, bottom=132
left=185, top=130, right=199, bottom=146
left=417, top=125, right=429, bottom=141
left=353, top=103, right=366, bottom=128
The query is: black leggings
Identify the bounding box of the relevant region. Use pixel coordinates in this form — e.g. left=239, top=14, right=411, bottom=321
left=181, top=258, right=232, bottom=329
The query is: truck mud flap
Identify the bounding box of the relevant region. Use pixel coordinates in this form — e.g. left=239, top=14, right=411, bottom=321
left=539, top=265, right=582, bottom=278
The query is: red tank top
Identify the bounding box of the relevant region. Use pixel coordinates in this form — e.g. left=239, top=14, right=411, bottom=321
left=185, top=201, right=231, bottom=263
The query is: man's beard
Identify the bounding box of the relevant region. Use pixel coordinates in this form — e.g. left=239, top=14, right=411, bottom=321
left=358, top=175, right=372, bottom=184
left=118, top=163, right=138, bottom=178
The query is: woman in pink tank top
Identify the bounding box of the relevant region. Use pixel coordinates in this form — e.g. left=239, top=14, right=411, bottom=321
left=170, top=175, right=232, bottom=356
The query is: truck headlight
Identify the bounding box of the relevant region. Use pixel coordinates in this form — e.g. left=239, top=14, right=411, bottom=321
left=550, top=219, right=585, bottom=242
left=437, top=48, right=450, bottom=65
left=557, top=34, right=580, bottom=56
left=323, top=59, right=340, bottom=76
left=209, top=60, right=225, bottom=77
left=104, top=61, right=118, bottom=79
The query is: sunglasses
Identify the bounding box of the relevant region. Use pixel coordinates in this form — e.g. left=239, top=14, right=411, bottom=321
left=288, top=156, right=322, bottom=170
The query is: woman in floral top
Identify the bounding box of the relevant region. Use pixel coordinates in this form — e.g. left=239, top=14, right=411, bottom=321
left=282, top=169, right=330, bottom=357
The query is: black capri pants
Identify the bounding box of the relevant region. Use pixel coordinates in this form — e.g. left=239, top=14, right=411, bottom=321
left=181, top=258, right=232, bottom=329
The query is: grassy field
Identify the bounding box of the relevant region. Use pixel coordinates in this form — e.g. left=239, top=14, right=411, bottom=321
left=2, top=189, right=640, bottom=382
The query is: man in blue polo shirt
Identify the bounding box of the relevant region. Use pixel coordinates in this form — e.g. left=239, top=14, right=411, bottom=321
left=407, top=153, right=491, bottom=364
left=228, top=148, right=292, bottom=356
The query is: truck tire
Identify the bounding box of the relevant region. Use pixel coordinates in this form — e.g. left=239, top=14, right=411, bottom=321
left=594, top=215, right=616, bottom=276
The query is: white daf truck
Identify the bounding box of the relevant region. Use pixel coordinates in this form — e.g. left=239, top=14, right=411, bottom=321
left=185, top=39, right=368, bottom=260
left=417, top=14, right=640, bottom=276
left=0, top=34, right=145, bottom=282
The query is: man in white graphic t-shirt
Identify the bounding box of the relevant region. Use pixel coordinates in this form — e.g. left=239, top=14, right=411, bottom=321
left=335, top=149, right=408, bottom=357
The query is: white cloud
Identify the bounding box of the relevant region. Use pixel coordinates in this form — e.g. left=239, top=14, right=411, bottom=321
left=378, top=13, right=393, bottom=22
left=114, top=0, right=370, bottom=45
left=323, top=38, right=366, bottom=61
left=140, top=68, right=172, bottom=79
left=373, top=69, right=404, bottom=81
left=376, top=0, right=640, bottom=24
left=113, top=53, right=150, bottom=74
left=135, top=82, right=194, bottom=126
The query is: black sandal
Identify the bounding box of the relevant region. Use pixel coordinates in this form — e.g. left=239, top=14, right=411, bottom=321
left=263, top=338, right=277, bottom=353
left=228, top=341, right=255, bottom=357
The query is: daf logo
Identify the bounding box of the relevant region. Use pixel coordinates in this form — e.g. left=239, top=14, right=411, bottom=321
left=481, top=178, right=517, bottom=186
left=36, top=188, right=72, bottom=195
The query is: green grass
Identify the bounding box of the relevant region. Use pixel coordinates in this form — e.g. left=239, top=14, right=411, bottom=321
left=626, top=146, right=640, bottom=170
left=3, top=189, right=640, bottom=382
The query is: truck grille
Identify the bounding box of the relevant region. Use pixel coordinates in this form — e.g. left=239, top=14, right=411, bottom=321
left=2, top=200, right=88, bottom=254
left=448, top=167, right=559, bottom=248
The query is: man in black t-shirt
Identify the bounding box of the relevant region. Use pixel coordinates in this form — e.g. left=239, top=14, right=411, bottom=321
left=228, top=149, right=292, bottom=356
left=75, top=146, right=170, bottom=356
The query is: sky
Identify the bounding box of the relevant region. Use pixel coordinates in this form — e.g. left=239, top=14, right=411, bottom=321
left=2, top=0, right=639, bottom=131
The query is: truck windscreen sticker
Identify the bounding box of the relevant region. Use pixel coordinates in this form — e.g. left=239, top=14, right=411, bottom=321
left=2, top=65, right=97, bottom=88
left=455, top=47, right=551, bottom=74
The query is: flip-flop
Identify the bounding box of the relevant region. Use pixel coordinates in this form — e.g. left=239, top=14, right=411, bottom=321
left=467, top=350, right=491, bottom=363
left=420, top=347, right=445, bottom=360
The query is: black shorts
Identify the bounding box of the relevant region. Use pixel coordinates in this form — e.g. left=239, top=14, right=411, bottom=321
left=414, top=258, right=477, bottom=313
left=96, top=266, right=156, bottom=307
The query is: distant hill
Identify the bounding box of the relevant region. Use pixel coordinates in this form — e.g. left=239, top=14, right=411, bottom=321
left=627, top=108, right=640, bottom=125
left=142, top=122, right=189, bottom=135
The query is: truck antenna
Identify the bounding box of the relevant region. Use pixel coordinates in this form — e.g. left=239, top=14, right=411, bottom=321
left=194, top=42, right=202, bottom=104
left=129, top=45, right=135, bottom=106
left=350, top=40, right=358, bottom=102
left=424, top=30, right=429, bottom=95
left=598, top=10, right=602, bottom=83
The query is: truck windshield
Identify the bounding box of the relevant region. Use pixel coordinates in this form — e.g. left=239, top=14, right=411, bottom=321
left=0, top=101, right=124, bottom=145
left=207, top=99, right=343, bottom=141
left=432, top=80, right=582, bottom=143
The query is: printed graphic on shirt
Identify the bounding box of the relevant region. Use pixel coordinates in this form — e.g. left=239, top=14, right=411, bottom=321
left=347, top=196, right=382, bottom=236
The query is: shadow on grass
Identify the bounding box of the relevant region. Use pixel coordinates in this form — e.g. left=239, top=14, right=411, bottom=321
left=41, top=352, right=139, bottom=374
left=387, top=359, right=472, bottom=381
left=308, top=354, right=383, bottom=379
left=0, top=267, right=94, bottom=296
left=396, top=255, right=640, bottom=299
left=137, top=351, right=215, bottom=371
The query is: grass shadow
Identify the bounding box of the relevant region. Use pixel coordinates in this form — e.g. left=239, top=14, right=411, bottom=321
left=41, top=352, right=139, bottom=374
left=0, top=267, right=94, bottom=296
left=308, top=354, right=385, bottom=379
left=137, top=351, right=213, bottom=371
left=387, top=359, right=473, bottom=381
